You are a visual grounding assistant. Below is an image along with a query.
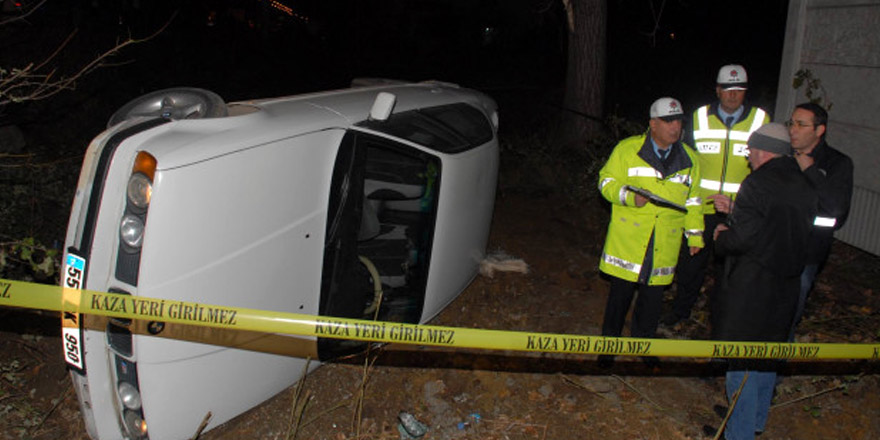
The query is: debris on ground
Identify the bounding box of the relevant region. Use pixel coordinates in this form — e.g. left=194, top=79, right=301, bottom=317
left=479, top=250, right=529, bottom=278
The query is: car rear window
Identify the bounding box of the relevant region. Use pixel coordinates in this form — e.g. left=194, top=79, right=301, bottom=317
left=357, top=103, right=493, bottom=154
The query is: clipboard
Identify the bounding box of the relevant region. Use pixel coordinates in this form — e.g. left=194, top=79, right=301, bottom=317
left=623, top=185, right=688, bottom=213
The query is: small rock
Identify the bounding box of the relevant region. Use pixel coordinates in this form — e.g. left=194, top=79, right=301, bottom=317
left=398, top=411, right=428, bottom=438
left=539, top=384, right=553, bottom=397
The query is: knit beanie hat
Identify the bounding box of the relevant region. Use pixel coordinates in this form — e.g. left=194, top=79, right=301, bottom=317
left=748, top=123, right=792, bottom=155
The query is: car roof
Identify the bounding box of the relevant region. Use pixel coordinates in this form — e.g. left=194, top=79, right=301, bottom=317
left=243, top=81, right=494, bottom=123
left=132, top=82, right=495, bottom=170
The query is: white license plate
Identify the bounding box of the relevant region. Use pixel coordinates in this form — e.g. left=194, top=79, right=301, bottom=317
left=62, top=253, right=86, bottom=372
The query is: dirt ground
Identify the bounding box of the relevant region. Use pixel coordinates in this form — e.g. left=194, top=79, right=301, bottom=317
left=2, top=190, right=879, bottom=440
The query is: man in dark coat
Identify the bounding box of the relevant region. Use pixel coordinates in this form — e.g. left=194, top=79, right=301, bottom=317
left=710, top=123, right=817, bottom=440
left=787, top=103, right=854, bottom=340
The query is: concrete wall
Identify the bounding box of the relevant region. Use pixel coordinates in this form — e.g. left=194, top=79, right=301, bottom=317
left=776, top=0, right=880, bottom=255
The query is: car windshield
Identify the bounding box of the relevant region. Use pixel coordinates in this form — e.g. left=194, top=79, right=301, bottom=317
left=357, top=103, right=493, bottom=154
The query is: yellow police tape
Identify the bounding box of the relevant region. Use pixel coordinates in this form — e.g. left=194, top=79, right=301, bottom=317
left=2, top=278, right=878, bottom=361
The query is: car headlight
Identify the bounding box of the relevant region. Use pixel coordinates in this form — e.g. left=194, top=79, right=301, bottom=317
left=116, top=151, right=157, bottom=284
left=120, top=215, right=145, bottom=248
left=118, top=381, right=142, bottom=410
left=123, top=409, right=148, bottom=437
left=127, top=173, right=152, bottom=210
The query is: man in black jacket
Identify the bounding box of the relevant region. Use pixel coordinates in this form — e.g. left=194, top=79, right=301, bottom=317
left=711, top=123, right=817, bottom=440
left=786, top=103, right=854, bottom=340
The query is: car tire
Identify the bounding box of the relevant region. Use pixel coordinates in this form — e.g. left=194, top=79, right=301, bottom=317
left=107, top=87, right=227, bottom=128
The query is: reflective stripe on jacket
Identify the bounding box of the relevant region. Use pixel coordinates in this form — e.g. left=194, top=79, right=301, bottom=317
left=598, top=134, right=705, bottom=285
left=801, top=139, right=854, bottom=263
left=692, top=105, right=769, bottom=214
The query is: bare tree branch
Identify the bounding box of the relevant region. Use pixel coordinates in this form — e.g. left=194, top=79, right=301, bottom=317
left=0, top=11, right=177, bottom=107
left=33, top=29, right=79, bottom=73
left=0, top=0, right=48, bottom=26
left=641, top=0, right=667, bottom=47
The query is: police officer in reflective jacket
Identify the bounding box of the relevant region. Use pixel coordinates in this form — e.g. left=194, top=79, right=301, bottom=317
left=596, top=97, right=704, bottom=368
left=665, top=64, right=771, bottom=327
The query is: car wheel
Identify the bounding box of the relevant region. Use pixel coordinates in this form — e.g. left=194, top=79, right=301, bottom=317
left=107, top=87, right=227, bottom=128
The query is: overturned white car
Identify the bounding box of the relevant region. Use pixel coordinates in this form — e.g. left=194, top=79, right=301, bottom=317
left=60, top=81, right=499, bottom=439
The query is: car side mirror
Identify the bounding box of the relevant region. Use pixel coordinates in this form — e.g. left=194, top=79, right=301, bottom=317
left=369, top=92, right=396, bottom=121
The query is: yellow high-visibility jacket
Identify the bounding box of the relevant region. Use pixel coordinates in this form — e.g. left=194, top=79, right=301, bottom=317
left=598, top=134, right=704, bottom=285
left=691, top=104, right=769, bottom=214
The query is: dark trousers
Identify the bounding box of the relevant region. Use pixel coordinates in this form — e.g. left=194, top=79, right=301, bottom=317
left=671, top=213, right=725, bottom=320
left=789, top=263, right=820, bottom=341
left=601, top=276, right=665, bottom=338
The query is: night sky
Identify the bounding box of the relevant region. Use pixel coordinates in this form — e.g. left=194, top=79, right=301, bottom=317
left=606, top=0, right=789, bottom=121
left=3, top=1, right=789, bottom=136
